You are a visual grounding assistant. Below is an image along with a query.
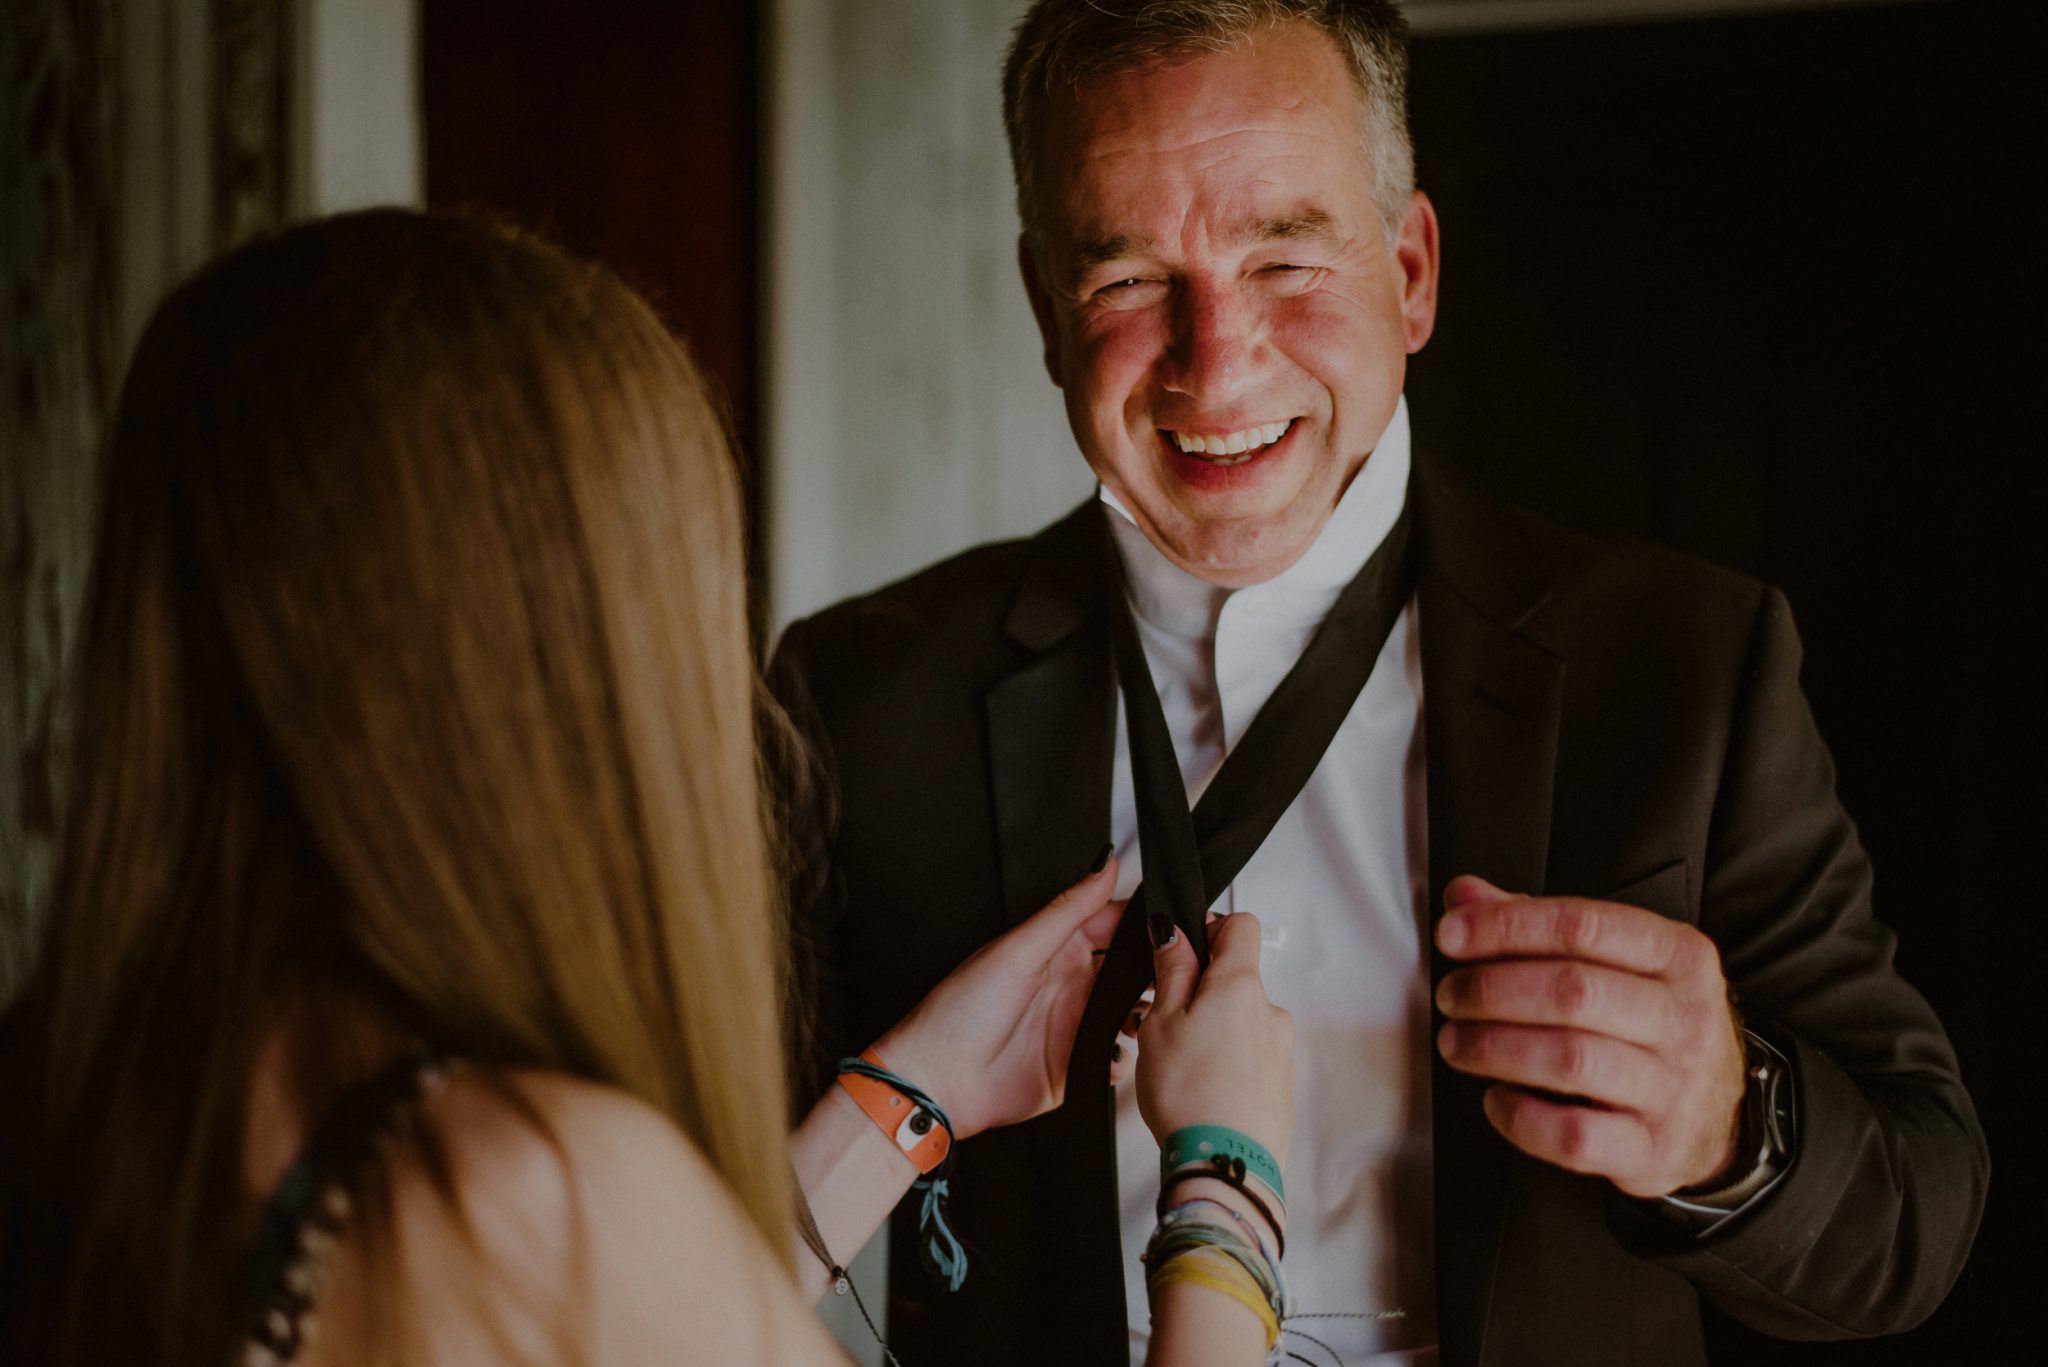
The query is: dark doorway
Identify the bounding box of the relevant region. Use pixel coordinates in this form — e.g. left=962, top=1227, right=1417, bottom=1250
left=422, top=0, right=762, bottom=535
left=1406, top=2, right=2038, bottom=1359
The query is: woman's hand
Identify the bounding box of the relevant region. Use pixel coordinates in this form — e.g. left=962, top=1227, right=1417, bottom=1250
left=1136, top=912, right=1295, bottom=1165
left=871, top=858, right=1123, bottom=1140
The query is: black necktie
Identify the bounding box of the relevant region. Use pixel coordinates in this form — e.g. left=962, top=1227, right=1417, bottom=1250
left=1050, top=489, right=1415, bottom=1361
left=1075, top=492, right=1415, bottom=1058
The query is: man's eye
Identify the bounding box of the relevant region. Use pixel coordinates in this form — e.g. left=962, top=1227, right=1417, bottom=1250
left=1092, top=277, right=1166, bottom=308
left=1259, top=263, right=1322, bottom=293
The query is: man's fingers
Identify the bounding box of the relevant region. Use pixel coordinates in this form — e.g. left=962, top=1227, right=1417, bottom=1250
left=1443, top=874, right=1504, bottom=909
left=1479, top=1086, right=1654, bottom=1189
left=1436, top=958, right=1678, bottom=1048
left=1438, top=1021, right=1669, bottom=1113
left=1437, top=892, right=1709, bottom=981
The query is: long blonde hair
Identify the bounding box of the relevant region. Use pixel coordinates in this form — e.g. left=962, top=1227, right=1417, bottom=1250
left=0, top=210, right=793, bottom=1364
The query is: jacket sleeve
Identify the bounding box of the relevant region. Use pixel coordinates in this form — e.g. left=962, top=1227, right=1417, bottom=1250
left=1626, top=586, right=1989, bottom=1337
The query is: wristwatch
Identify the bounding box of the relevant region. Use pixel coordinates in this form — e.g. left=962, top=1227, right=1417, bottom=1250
left=1658, top=1028, right=1797, bottom=1231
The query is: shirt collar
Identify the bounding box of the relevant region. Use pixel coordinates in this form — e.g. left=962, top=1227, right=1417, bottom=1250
left=1101, top=395, right=1412, bottom=639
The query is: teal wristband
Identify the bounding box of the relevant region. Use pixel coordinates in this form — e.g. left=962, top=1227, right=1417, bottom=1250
left=1160, top=1126, right=1285, bottom=1201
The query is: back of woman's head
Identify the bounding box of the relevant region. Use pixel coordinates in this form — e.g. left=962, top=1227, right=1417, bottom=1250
left=1, top=210, right=791, bottom=1364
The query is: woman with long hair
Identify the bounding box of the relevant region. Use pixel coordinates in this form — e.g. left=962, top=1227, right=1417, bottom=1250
left=0, top=210, right=1293, bottom=1366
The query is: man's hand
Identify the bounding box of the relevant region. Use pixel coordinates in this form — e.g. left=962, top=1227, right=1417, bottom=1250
left=1433, top=875, right=1747, bottom=1198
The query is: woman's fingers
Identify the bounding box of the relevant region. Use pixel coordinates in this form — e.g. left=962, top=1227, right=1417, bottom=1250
left=1135, top=909, right=1295, bottom=1163
left=1203, top=910, right=1265, bottom=979
left=995, top=854, right=1119, bottom=963
left=1151, top=915, right=1201, bottom=1014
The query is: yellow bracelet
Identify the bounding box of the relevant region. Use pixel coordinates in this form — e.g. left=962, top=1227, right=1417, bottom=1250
left=1146, top=1247, right=1280, bottom=1349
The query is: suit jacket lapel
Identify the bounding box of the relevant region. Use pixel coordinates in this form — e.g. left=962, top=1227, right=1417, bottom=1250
left=981, top=501, right=1136, bottom=1364
left=984, top=500, right=1118, bottom=929
left=1415, top=466, right=1565, bottom=1367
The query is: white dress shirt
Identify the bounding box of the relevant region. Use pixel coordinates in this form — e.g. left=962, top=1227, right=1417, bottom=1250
left=1107, top=397, right=1438, bottom=1366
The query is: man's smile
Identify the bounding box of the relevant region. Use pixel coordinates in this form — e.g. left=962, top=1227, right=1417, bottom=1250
left=1165, top=417, right=1295, bottom=464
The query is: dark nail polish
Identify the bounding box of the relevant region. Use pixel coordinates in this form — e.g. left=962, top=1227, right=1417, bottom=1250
left=1089, top=841, right=1114, bottom=875
left=1149, top=911, right=1178, bottom=949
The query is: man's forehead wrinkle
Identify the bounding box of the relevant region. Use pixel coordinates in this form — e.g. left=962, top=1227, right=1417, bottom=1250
left=1072, top=112, right=1332, bottom=167
left=1234, top=207, right=1342, bottom=247
left=1058, top=197, right=1349, bottom=287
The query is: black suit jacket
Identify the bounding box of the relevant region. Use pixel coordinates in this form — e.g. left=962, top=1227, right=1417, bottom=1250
left=770, top=464, right=1986, bottom=1366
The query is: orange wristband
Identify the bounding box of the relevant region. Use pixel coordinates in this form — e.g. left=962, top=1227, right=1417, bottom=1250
left=837, top=1048, right=952, bottom=1175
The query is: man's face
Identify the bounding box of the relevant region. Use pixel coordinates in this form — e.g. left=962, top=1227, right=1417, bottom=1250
left=1021, top=22, right=1439, bottom=587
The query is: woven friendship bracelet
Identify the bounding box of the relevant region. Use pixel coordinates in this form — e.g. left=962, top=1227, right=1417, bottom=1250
left=1162, top=1196, right=1275, bottom=1264
left=1146, top=1246, right=1280, bottom=1349
left=1145, top=1199, right=1289, bottom=1350
left=1148, top=1209, right=1287, bottom=1309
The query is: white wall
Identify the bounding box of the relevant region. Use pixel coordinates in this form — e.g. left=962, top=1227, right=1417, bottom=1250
left=763, top=0, right=1090, bottom=632
left=296, top=0, right=421, bottom=216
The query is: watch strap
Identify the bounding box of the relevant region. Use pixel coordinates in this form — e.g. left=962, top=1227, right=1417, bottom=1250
left=1659, top=1027, right=1797, bottom=1228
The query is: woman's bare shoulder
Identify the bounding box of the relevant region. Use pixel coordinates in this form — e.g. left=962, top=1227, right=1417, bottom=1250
left=313, top=1065, right=845, bottom=1366
left=434, top=1067, right=739, bottom=1238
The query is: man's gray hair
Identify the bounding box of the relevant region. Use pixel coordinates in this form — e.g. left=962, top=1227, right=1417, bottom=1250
left=1002, top=0, right=1416, bottom=249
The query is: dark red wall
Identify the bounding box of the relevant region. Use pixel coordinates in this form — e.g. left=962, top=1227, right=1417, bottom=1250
left=422, top=0, right=761, bottom=510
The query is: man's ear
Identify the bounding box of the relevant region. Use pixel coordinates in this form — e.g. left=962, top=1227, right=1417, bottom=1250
left=1018, top=234, right=1066, bottom=389
left=1396, top=190, right=1441, bottom=355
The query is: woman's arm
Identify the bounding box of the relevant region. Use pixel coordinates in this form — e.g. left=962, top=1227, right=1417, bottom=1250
left=786, top=856, right=1124, bottom=1295
left=1136, top=912, right=1296, bottom=1367
left=783, top=873, right=1297, bottom=1367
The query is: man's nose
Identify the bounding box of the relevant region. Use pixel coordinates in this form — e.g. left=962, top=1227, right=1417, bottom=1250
left=1160, top=281, right=1265, bottom=404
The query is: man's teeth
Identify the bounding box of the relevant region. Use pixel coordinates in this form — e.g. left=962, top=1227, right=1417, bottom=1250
left=1170, top=421, right=1291, bottom=464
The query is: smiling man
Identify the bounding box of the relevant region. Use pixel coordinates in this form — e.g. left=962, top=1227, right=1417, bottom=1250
left=770, top=4, right=1985, bottom=1366
left=1019, top=17, right=1432, bottom=588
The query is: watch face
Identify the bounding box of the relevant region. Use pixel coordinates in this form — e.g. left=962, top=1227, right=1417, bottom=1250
left=1745, top=1029, right=1796, bottom=1156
